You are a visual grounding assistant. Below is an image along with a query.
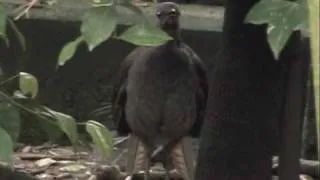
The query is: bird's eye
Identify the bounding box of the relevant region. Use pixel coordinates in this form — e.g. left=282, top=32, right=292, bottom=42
left=156, top=11, right=161, bottom=17
left=170, top=8, right=176, bottom=14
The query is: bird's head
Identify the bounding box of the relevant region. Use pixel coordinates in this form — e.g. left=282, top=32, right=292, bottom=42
left=155, top=2, right=181, bottom=33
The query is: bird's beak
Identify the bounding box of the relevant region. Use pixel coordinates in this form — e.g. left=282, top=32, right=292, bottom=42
left=164, top=15, right=176, bottom=25
left=159, top=15, right=177, bottom=27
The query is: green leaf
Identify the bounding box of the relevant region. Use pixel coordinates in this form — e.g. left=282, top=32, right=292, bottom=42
left=266, top=24, right=292, bottom=59
left=118, top=1, right=144, bottom=18
left=81, top=6, right=117, bottom=51
left=91, top=0, right=113, bottom=6
left=0, top=4, right=7, bottom=38
left=0, top=4, right=8, bottom=45
left=12, top=90, right=28, bottom=100
left=245, top=0, right=309, bottom=59
left=118, top=23, right=172, bottom=46
left=58, top=36, right=83, bottom=67
left=10, top=92, right=64, bottom=141
left=92, top=0, right=112, bottom=3
left=86, top=120, right=113, bottom=158
left=8, top=20, right=26, bottom=52
left=19, top=72, right=39, bottom=99
left=0, top=102, right=21, bottom=144
left=307, top=0, right=319, bottom=160
left=38, top=116, right=64, bottom=142
left=0, top=127, right=13, bottom=164
left=48, top=110, right=79, bottom=147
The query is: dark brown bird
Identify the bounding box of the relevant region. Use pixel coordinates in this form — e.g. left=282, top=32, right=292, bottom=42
left=112, top=2, right=208, bottom=180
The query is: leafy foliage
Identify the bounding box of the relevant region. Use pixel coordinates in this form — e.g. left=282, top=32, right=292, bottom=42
left=118, top=23, right=172, bottom=46
left=0, top=4, right=8, bottom=44
left=86, top=120, right=114, bottom=158
left=80, top=6, right=117, bottom=51
left=118, top=0, right=145, bottom=18
left=92, top=0, right=114, bottom=5
left=0, top=73, right=114, bottom=163
left=245, top=0, right=309, bottom=59
left=0, top=4, right=26, bottom=50
left=57, top=1, right=172, bottom=67
left=246, top=0, right=318, bottom=159
left=19, top=72, right=39, bottom=99
left=307, top=0, right=320, bottom=159
left=38, top=116, right=64, bottom=142
left=8, top=19, right=26, bottom=52
left=0, top=127, right=13, bottom=164
left=58, top=36, right=84, bottom=66
left=0, top=102, right=21, bottom=144
left=47, top=109, right=79, bottom=148
left=0, top=0, right=143, bottom=163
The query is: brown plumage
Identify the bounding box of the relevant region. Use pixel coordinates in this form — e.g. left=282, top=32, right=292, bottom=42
left=112, top=2, right=208, bottom=180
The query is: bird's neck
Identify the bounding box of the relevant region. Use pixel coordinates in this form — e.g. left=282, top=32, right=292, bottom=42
left=164, top=28, right=182, bottom=46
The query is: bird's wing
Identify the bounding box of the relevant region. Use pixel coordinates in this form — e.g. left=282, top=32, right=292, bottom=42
left=112, top=47, right=149, bottom=135
left=181, top=44, right=209, bottom=137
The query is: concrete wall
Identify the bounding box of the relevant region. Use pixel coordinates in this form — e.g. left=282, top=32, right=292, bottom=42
left=0, top=19, right=222, bottom=127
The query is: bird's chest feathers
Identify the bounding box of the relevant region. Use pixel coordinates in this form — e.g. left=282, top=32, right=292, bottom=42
left=129, top=46, right=194, bottom=88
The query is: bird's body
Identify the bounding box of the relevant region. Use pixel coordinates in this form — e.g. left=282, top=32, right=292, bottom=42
left=112, top=2, right=208, bottom=180
left=126, top=43, right=197, bottom=154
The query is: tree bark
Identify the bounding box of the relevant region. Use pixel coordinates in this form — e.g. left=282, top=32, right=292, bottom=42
left=278, top=33, right=310, bottom=180
left=301, top=59, right=317, bottom=160
left=195, top=0, right=292, bottom=179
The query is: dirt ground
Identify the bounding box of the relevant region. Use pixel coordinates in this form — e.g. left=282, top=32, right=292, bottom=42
left=1, top=137, right=318, bottom=180
left=6, top=136, right=128, bottom=180
left=0, top=137, right=198, bottom=180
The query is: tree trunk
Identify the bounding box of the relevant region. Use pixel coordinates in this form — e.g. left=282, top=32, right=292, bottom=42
left=301, top=63, right=317, bottom=160
left=278, top=33, right=310, bottom=180
left=194, top=0, right=295, bottom=179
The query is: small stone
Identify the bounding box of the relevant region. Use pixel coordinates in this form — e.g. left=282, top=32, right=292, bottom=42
left=78, top=152, right=89, bottom=156
left=85, top=170, right=92, bottom=175
left=84, top=161, right=97, bottom=166
left=35, top=158, right=57, bottom=167
left=300, top=174, right=314, bottom=180
left=21, top=146, right=32, bottom=153
left=60, top=164, right=87, bottom=172
left=14, top=163, right=26, bottom=169
left=55, top=172, right=72, bottom=179
left=57, top=160, right=74, bottom=165
left=75, top=173, right=90, bottom=179
left=88, top=175, right=97, bottom=180
left=51, top=148, right=74, bottom=157
left=36, top=173, right=53, bottom=179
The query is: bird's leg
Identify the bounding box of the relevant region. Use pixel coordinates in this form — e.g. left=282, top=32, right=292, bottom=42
left=144, top=149, right=151, bottom=180
left=164, top=165, right=171, bottom=180
left=125, top=135, right=147, bottom=179
left=143, top=158, right=150, bottom=180
left=171, top=139, right=194, bottom=180
left=163, top=151, right=172, bottom=180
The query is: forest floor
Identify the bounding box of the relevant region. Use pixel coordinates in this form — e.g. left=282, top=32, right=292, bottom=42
left=4, top=136, right=131, bottom=180
left=1, top=137, right=199, bottom=180
left=0, top=137, right=318, bottom=180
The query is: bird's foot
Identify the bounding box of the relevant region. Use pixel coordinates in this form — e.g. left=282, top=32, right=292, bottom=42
left=164, top=169, right=171, bottom=180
